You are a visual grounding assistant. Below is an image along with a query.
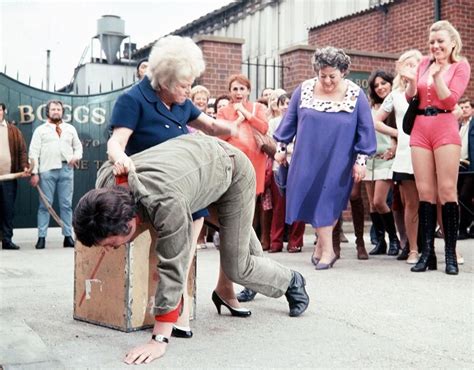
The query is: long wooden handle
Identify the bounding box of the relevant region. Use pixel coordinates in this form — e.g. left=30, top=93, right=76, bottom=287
left=37, top=185, right=64, bottom=228
left=0, top=158, right=35, bottom=182
left=0, top=172, right=26, bottom=181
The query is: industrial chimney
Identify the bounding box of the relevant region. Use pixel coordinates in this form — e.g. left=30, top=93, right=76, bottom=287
left=96, top=15, right=127, bottom=65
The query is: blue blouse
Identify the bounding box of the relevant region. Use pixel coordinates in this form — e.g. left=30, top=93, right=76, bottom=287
left=110, top=76, right=202, bottom=156
left=110, top=76, right=208, bottom=220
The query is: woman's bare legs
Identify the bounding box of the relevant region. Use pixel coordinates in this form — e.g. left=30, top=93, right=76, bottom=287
left=399, top=181, right=419, bottom=255
left=314, top=223, right=337, bottom=265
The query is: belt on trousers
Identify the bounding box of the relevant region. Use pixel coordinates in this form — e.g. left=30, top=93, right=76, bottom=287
left=416, top=106, right=452, bottom=116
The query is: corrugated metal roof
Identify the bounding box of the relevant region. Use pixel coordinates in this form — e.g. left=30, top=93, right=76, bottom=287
left=133, top=0, right=246, bottom=57
left=308, top=0, right=397, bottom=31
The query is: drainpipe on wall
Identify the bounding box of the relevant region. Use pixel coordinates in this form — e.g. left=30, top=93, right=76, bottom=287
left=434, top=0, right=441, bottom=21
left=46, top=49, right=51, bottom=91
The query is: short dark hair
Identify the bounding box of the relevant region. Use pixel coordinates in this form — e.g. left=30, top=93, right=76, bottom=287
left=277, top=94, right=290, bottom=106
left=214, top=94, right=231, bottom=111
left=459, top=96, right=472, bottom=107
left=0, top=103, right=6, bottom=111
left=368, top=70, right=394, bottom=106
left=73, top=186, right=137, bottom=247
left=312, top=46, right=351, bottom=74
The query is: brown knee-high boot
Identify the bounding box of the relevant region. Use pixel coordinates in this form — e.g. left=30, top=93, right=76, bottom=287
left=260, top=209, right=272, bottom=251
left=351, top=198, right=368, bottom=260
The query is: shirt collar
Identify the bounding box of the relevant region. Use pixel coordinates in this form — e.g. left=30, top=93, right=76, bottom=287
left=47, top=120, right=63, bottom=126
left=138, top=76, right=159, bottom=103
left=0, top=119, right=7, bottom=127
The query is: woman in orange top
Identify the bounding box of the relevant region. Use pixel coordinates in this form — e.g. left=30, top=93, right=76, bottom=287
left=217, top=74, right=269, bottom=195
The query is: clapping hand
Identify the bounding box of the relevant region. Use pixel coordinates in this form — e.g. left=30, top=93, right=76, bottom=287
left=399, top=64, right=417, bottom=82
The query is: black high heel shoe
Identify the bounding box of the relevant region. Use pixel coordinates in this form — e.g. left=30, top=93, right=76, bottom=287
left=211, top=291, right=251, bottom=317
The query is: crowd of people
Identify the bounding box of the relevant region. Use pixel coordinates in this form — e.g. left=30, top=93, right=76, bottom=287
left=0, top=19, right=472, bottom=366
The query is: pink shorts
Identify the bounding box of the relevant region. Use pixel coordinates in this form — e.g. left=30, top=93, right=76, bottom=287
left=410, top=115, right=461, bottom=150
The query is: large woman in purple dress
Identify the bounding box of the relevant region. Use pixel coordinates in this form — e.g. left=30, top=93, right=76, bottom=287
left=274, top=47, right=376, bottom=270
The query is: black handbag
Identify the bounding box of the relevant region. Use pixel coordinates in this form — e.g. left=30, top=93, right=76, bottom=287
left=402, top=96, right=419, bottom=135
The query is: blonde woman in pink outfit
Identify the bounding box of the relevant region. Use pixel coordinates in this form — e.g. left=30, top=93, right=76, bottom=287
left=400, top=20, right=470, bottom=275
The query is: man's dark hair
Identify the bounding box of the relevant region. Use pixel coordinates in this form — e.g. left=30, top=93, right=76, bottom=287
left=459, top=96, right=472, bottom=107
left=73, top=186, right=137, bottom=247
left=0, top=103, right=6, bottom=111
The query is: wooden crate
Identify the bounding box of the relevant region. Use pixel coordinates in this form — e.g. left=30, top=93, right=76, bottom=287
left=73, top=222, right=196, bottom=332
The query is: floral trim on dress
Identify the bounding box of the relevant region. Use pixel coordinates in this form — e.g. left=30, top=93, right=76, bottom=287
left=300, top=77, right=360, bottom=113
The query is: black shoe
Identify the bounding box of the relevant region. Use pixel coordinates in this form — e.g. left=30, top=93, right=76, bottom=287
left=63, top=236, right=75, bottom=248
left=397, top=243, right=409, bottom=260
left=381, top=211, right=400, bottom=256
left=469, top=226, right=474, bottom=239
left=211, top=291, right=251, bottom=317
left=458, top=229, right=469, bottom=240
left=369, top=240, right=387, bottom=255
left=236, top=287, right=257, bottom=303
left=2, top=241, right=20, bottom=250
left=369, top=213, right=387, bottom=255
left=171, top=326, right=193, bottom=338
left=35, top=237, right=46, bottom=249
left=285, top=271, right=309, bottom=317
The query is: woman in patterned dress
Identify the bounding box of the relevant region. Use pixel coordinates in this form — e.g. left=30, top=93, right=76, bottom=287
left=274, top=47, right=376, bottom=270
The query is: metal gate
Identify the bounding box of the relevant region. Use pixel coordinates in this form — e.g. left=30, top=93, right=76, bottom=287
left=242, top=57, right=288, bottom=100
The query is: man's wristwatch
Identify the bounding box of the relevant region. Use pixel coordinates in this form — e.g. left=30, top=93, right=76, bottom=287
left=151, top=334, right=169, bottom=344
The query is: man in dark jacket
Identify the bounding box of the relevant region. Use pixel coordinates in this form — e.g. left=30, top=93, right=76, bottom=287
left=458, top=97, right=473, bottom=239
left=0, top=103, right=30, bottom=250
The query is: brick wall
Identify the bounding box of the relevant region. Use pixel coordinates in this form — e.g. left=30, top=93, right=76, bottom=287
left=279, top=46, right=315, bottom=93
left=308, top=0, right=473, bottom=97
left=280, top=47, right=398, bottom=94
left=194, top=35, right=244, bottom=98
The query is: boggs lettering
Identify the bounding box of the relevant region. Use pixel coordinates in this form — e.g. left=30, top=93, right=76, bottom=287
left=17, top=104, right=106, bottom=125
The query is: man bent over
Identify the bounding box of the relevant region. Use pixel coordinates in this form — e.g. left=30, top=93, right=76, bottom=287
left=73, top=135, right=309, bottom=365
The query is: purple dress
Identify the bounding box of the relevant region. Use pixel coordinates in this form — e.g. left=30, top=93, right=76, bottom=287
left=274, top=78, right=376, bottom=227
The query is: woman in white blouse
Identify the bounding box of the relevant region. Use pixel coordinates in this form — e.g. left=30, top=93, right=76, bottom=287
left=374, top=49, right=422, bottom=264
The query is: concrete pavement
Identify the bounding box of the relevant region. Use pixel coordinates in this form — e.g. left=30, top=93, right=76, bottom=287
left=1, top=227, right=473, bottom=369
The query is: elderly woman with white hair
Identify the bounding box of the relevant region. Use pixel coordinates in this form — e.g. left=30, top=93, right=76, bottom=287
left=107, top=35, right=247, bottom=364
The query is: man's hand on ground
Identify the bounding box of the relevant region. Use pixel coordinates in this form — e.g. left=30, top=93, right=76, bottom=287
left=124, top=340, right=167, bottom=365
